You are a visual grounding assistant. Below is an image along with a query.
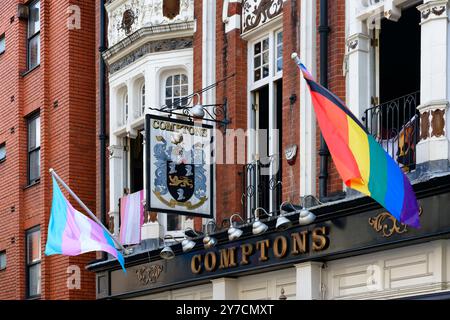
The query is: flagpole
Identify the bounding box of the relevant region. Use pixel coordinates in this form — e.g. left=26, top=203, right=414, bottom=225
left=49, top=168, right=130, bottom=255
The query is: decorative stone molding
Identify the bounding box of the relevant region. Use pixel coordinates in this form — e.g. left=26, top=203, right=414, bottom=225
left=420, top=111, right=430, bottom=140
left=347, top=39, right=359, bottom=51
left=135, top=265, right=164, bottom=285
left=368, top=207, right=423, bottom=238
left=346, top=33, right=370, bottom=54
left=431, top=109, right=446, bottom=138
left=242, top=0, right=283, bottom=34
left=106, top=0, right=194, bottom=47
left=417, top=0, right=448, bottom=23
left=107, top=37, right=193, bottom=74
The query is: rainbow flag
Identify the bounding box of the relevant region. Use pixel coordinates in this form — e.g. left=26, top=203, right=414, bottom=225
left=294, top=55, right=420, bottom=228
left=45, top=177, right=126, bottom=272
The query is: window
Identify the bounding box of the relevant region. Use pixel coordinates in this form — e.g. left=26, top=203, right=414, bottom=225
left=26, top=227, right=41, bottom=298
left=0, top=143, right=5, bottom=162
left=0, top=34, right=5, bottom=55
left=140, top=83, right=146, bottom=116
left=167, top=215, right=182, bottom=231
left=275, top=31, right=283, bottom=73
left=0, top=251, right=6, bottom=271
left=165, top=73, right=189, bottom=108
left=27, top=113, right=41, bottom=185
left=253, top=38, right=270, bottom=82
left=28, top=1, right=40, bottom=69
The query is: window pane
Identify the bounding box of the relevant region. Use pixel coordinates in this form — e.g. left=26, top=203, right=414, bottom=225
left=174, top=86, right=180, bottom=97
left=263, top=38, right=269, bottom=51
left=27, top=229, right=41, bottom=264
left=174, top=75, right=180, bottom=85
left=0, top=35, right=5, bottom=54
left=28, top=1, right=40, bottom=37
left=166, top=87, right=172, bottom=98
left=254, top=42, right=261, bottom=55
left=28, top=118, right=36, bottom=150
left=277, top=31, right=283, bottom=43
left=167, top=214, right=181, bottom=231
left=28, top=34, right=40, bottom=69
left=181, top=74, right=188, bottom=85
left=254, top=69, right=261, bottom=81
left=181, top=85, right=188, bottom=96
left=0, top=252, right=6, bottom=270
left=165, top=99, right=172, bottom=107
left=35, top=116, right=40, bottom=148
left=28, top=263, right=41, bottom=297
left=263, top=66, right=269, bottom=78
left=254, top=56, right=261, bottom=68
left=0, top=144, right=5, bottom=161
left=166, top=76, right=172, bottom=86
left=263, top=52, right=269, bottom=65
left=29, top=150, right=40, bottom=183
left=277, top=59, right=283, bottom=72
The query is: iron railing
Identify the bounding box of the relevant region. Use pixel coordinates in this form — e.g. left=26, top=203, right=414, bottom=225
left=241, top=156, right=282, bottom=221
left=363, top=91, right=420, bottom=172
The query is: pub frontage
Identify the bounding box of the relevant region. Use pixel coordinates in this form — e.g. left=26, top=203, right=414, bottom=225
left=89, top=0, right=450, bottom=300
left=89, top=173, right=450, bottom=300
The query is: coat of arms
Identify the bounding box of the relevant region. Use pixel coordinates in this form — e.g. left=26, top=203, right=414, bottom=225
left=152, top=134, right=208, bottom=211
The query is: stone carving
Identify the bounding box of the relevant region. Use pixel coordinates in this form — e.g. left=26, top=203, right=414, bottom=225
left=135, top=264, right=164, bottom=285
left=108, top=37, right=193, bottom=74
left=432, top=6, right=446, bottom=16
left=242, top=0, right=283, bottom=33
left=121, top=9, right=136, bottom=34
left=431, top=109, right=445, bottom=138
left=107, top=0, right=194, bottom=47
left=420, top=111, right=430, bottom=141
left=347, top=39, right=359, bottom=50
left=421, top=9, right=431, bottom=20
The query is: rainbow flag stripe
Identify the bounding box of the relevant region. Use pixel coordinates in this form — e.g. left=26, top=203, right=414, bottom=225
left=45, top=177, right=126, bottom=272
left=295, top=57, right=420, bottom=228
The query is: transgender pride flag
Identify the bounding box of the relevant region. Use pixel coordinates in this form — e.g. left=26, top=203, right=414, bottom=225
left=45, top=177, right=125, bottom=272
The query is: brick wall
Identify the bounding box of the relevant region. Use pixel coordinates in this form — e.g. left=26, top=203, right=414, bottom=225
left=0, top=0, right=96, bottom=300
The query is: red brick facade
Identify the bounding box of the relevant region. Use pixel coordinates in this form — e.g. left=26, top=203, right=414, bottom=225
left=0, top=0, right=96, bottom=299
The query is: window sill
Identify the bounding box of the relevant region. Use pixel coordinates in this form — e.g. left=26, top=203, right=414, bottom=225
left=23, top=179, right=41, bottom=190
left=26, top=295, right=41, bottom=301
left=20, top=64, right=40, bottom=78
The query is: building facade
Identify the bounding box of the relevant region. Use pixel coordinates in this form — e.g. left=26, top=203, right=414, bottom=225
left=88, top=0, right=450, bottom=300
left=0, top=0, right=97, bottom=299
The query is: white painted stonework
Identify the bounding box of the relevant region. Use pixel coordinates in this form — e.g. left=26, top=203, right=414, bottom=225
left=106, top=0, right=195, bottom=47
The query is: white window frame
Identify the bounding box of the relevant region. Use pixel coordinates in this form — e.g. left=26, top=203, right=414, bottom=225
left=247, top=26, right=283, bottom=215
left=162, top=72, right=189, bottom=109
left=140, top=82, right=146, bottom=117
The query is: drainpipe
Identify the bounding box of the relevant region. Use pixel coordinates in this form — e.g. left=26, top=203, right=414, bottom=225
left=99, top=0, right=107, bottom=229
left=319, top=0, right=330, bottom=200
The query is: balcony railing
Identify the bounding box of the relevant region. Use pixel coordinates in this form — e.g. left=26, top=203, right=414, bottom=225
left=363, top=91, right=420, bottom=172
left=241, top=157, right=282, bottom=220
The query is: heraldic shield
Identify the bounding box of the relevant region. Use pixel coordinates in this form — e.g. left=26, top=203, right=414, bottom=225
left=167, top=161, right=195, bottom=203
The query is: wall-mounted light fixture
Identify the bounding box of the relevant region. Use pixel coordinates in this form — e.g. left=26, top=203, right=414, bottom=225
left=203, top=220, right=218, bottom=249
left=228, top=213, right=245, bottom=241
left=253, top=207, right=272, bottom=235
left=276, top=202, right=297, bottom=231
left=160, top=235, right=178, bottom=260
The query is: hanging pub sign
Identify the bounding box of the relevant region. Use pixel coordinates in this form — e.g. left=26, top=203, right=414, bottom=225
left=145, top=114, right=214, bottom=218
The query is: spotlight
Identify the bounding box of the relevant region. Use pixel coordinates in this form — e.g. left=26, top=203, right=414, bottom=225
left=181, top=239, right=196, bottom=252
left=228, top=213, right=244, bottom=241
left=160, top=235, right=176, bottom=260
left=203, top=220, right=218, bottom=249
left=299, top=208, right=316, bottom=226
left=253, top=207, right=271, bottom=235
left=276, top=202, right=295, bottom=231
left=191, top=93, right=205, bottom=119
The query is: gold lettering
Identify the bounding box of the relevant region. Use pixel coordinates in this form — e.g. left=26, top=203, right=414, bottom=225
left=256, top=239, right=270, bottom=262
left=240, top=244, right=253, bottom=265
left=312, top=227, right=329, bottom=252
left=204, top=252, right=217, bottom=272
left=273, top=236, right=288, bottom=258
left=191, top=254, right=202, bottom=274
left=291, top=231, right=308, bottom=255
left=152, top=120, right=160, bottom=130
left=219, top=247, right=237, bottom=269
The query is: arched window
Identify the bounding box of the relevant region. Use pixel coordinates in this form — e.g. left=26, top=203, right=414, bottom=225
left=140, top=83, right=146, bottom=116
left=165, top=73, right=188, bottom=109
